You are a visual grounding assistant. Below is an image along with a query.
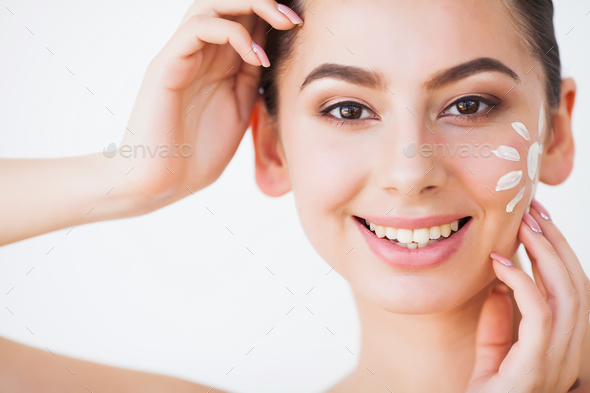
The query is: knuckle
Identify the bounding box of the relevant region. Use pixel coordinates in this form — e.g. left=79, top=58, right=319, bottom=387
left=537, top=306, right=553, bottom=324
left=230, top=21, right=249, bottom=38
left=188, top=13, right=207, bottom=24
left=528, top=376, right=545, bottom=391
left=563, top=286, right=581, bottom=313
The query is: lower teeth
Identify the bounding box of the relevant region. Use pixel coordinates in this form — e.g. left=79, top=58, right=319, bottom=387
left=389, top=238, right=440, bottom=249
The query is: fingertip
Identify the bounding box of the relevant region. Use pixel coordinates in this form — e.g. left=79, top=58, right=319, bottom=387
left=276, top=3, right=304, bottom=26
left=490, top=252, right=515, bottom=267
left=252, top=42, right=270, bottom=67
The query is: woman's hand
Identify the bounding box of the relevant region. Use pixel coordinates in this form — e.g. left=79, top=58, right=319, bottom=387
left=0, top=1, right=303, bottom=245
left=117, top=0, right=302, bottom=208
left=467, top=198, right=589, bottom=393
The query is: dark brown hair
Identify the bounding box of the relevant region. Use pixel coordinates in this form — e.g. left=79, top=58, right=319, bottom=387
left=259, top=0, right=561, bottom=132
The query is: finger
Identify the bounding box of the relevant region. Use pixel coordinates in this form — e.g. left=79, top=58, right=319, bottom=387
left=162, top=15, right=265, bottom=66
left=519, top=217, right=579, bottom=350
left=489, top=254, right=552, bottom=375
left=234, top=17, right=268, bottom=119
left=529, top=200, right=590, bottom=374
left=529, top=251, right=548, bottom=300
left=470, top=284, right=514, bottom=384
left=186, top=0, right=303, bottom=30
left=530, top=200, right=589, bottom=309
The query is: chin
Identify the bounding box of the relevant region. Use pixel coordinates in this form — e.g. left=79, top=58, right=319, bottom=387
left=353, top=267, right=491, bottom=315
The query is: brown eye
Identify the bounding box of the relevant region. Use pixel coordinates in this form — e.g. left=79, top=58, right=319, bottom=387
left=340, top=105, right=362, bottom=119
left=323, top=101, right=377, bottom=124
left=445, top=96, right=492, bottom=117
left=456, top=99, right=479, bottom=114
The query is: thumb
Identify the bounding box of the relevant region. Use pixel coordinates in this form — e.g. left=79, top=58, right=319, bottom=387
left=469, top=284, right=514, bottom=385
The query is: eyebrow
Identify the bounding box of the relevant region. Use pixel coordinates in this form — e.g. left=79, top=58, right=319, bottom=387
left=300, top=63, right=385, bottom=90
left=299, top=57, right=521, bottom=92
left=424, top=57, right=521, bottom=90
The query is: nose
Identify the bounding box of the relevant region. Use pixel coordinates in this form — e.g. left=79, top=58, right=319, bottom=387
left=374, top=111, right=447, bottom=197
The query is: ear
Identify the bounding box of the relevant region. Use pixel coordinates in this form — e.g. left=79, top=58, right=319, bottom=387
left=250, top=97, right=292, bottom=197
left=539, top=77, right=576, bottom=185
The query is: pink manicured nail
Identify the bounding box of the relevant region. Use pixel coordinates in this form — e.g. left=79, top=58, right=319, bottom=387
left=252, top=42, right=270, bottom=67
left=277, top=3, right=304, bottom=25
left=490, top=252, right=514, bottom=267
left=531, top=198, right=551, bottom=221
left=523, top=211, right=542, bottom=234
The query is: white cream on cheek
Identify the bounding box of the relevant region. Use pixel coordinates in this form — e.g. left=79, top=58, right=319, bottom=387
left=511, top=122, right=530, bottom=140
left=538, top=102, right=545, bottom=138
left=506, top=186, right=526, bottom=213
left=496, top=170, right=523, bottom=191
left=492, top=145, right=520, bottom=161
left=527, top=141, right=540, bottom=181
left=497, top=103, right=544, bottom=213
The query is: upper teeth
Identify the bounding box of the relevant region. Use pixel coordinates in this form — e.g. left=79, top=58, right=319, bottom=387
left=366, top=219, right=460, bottom=245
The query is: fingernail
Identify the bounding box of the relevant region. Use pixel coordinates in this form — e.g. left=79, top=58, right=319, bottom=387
left=522, top=211, right=543, bottom=234
left=490, top=252, right=514, bottom=267
left=252, top=42, right=270, bottom=67
left=277, top=3, right=304, bottom=25
left=531, top=198, right=551, bottom=221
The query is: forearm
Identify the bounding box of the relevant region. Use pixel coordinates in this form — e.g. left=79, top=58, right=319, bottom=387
left=0, top=337, right=207, bottom=393
left=0, top=153, right=158, bottom=246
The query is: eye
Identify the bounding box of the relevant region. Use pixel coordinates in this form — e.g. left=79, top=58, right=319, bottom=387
left=320, top=101, right=378, bottom=123
left=441, top=95, right=500, bottom=121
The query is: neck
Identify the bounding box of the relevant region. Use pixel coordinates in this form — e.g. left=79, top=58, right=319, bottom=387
left=344, top=256, right=521, bottom=393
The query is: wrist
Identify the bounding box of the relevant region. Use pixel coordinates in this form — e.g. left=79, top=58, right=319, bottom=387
left=104, top=152, right=182, bottom=216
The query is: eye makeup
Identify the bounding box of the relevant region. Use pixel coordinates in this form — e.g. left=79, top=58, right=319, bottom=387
left=318, top=99, right=379, bottom=127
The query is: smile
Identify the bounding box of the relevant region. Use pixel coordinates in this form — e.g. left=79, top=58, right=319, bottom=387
left=353, top=215, right=473, bottom=269
left=360, top=217, right=471, bottom=249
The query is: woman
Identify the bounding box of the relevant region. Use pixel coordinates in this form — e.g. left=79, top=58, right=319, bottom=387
left=0, top=0, right=587, bottom=391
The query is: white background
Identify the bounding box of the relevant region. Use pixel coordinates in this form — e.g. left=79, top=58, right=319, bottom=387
left=0, top=1, right=589, bottom=392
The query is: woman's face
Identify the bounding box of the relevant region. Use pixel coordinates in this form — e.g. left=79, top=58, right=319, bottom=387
left=273, top=0, right=547, bottom=313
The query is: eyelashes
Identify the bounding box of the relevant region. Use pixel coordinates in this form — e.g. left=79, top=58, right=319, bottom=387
left=318, top=95, right=503, bottom=127
left=440, top=95, right=502, bottom=123
left=319, top=100, right=378, bottom=127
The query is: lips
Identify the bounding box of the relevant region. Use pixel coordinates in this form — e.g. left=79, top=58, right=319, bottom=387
left=353, top=215, right=472, bottom=269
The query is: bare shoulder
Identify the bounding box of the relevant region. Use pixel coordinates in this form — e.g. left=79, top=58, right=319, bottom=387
left=0, top=337, right=228, bottom=393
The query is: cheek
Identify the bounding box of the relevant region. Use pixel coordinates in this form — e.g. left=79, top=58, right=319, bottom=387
left=284, top=128, right=370, bottom=259
left=448, top=120, right=541, bottom=217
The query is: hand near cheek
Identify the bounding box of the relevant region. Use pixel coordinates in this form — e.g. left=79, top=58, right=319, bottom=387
left=466, top=199, right=589, bottom=393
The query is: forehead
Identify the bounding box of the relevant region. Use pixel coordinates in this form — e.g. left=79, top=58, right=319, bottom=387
left=291, top=0, right=528, bottom=88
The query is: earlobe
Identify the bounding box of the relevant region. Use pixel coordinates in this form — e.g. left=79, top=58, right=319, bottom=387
left=250, top=98, right=292, bottom=197
left=538, top=77, right=576, bottom=186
